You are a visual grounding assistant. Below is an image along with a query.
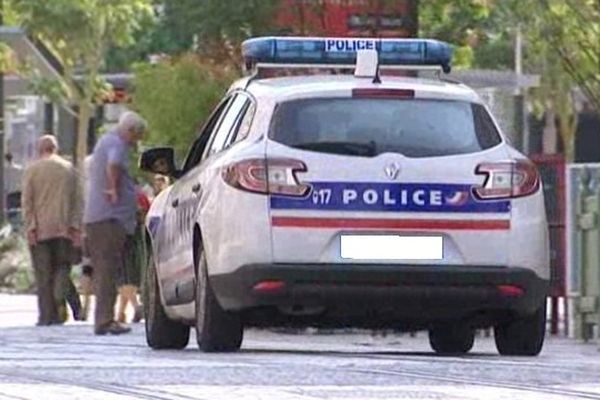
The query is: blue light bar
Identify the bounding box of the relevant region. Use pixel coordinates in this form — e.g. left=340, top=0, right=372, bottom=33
left=242, top=37, right=453, bottom=73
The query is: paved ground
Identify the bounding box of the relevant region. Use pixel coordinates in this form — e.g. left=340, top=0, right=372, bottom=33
left=1, top=294, right=600, bottom=399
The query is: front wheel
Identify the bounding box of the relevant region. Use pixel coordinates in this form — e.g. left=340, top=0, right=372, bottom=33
left=144, top=252, right=190, bottom=350
left=429, top=323, right=475, bottom=355
left=195, top=253, right=243, bottom=352
left=494, top=303, right=546, bottom=356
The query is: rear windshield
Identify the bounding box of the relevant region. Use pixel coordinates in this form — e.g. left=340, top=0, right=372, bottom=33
left=269, top=98, right=502, bottom=158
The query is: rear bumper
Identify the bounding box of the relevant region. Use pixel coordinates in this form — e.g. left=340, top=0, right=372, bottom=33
left=210, top=264, right=549, bottom=328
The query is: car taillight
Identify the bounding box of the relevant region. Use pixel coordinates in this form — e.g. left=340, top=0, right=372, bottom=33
left=222, top=158, right=310, bottom=197
left=473, top=160, right=540, bottom=200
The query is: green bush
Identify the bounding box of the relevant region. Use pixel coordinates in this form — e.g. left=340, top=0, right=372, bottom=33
left=132, top=54, right=238, bottom=161
left=0, top=232, right=35, bottom=293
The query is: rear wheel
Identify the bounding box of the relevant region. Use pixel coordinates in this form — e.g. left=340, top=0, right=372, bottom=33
left=144, top=252, right=190, bottom=350
left=195, top=253, right=243, bottom=352
left=494, top=303, right=546, bottom=356
left=429, top=323, right=475, bottom=355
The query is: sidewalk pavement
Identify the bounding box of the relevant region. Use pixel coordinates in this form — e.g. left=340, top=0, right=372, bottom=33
left=0, top=294, right=38, bottom=328
left=0, top=293, right=99, bottom=328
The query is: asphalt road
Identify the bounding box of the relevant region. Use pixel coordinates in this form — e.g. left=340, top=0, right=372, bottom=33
left=1, top=294, right=600, bottom=400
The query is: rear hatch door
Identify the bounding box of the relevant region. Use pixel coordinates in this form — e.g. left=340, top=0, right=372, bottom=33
left=267, top=91, right=513, bottom=266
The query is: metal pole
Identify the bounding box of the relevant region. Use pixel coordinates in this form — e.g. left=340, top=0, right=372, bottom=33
left=0, top=0, right=6, bottom=226
left=514, top=24, right=528, bottom=154
left=515, top=24, right=523, bottom=77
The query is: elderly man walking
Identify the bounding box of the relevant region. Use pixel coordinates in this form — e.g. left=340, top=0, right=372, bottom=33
left=22, top=135, right=83, bottom=326
left=84, top=112, right=147, bottom=335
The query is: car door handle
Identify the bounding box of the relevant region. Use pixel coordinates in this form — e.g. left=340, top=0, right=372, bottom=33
left=191, top=183, right=201, bottom=194
left=171, top=198, right=179, bottom=208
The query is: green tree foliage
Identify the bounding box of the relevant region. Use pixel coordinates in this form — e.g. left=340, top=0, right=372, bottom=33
left=421, top=0, right=598, bottom=106
left=161, top=0, right=279, bottom=62
left=103, top=0, right=282, bottom=72
left=0, top=1, right=20, bottom=73
left=8, top=0, right=154, bottom=165
left=531, top=0, right=599, bottom=112
left=103, top=9, right=160, bottom=73
left=420, top=0, right=599, bottom=158
left=521, top=0, right=599, bottom=158
left=0, top=43, right=15, bottom=73
left=132, top=55, right=237, bottom=159
left=0, top=0, right=19, bottom=25
left=420, top=0, right=495, bottom=68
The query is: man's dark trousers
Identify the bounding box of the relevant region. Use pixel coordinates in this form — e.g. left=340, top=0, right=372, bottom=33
left=30, top=238, right=73, bottom=325
left=85, top=220, right=127, bottom=330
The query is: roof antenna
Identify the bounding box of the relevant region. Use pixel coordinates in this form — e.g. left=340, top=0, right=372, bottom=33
left=373, top=63, right=381, bottom=84
left=355, top=49, right=380, bottom=83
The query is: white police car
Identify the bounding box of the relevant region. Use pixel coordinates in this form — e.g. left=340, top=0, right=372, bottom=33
left=140, top=37, right=549, bottom=355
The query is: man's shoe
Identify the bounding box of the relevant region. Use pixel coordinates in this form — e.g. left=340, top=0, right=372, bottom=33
left=94, top=321, right=131, bottom=335
left=37, top=318, right=65, bottom=326
left=57, top=304, right=68, bottom=323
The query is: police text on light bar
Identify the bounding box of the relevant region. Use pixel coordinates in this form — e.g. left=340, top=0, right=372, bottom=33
left=242, top=36, right=453, bottom=73
left=325, top=38, right=376, bottom=52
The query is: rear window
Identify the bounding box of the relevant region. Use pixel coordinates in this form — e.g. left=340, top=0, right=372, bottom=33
left=269, top=98, right=502, bottom=158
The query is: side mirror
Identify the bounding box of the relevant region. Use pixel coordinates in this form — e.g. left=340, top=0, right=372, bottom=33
left=139, top=147, right=179, bottom=177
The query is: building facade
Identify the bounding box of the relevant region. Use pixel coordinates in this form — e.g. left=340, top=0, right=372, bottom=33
left=276, top=0, right=418, bottom=38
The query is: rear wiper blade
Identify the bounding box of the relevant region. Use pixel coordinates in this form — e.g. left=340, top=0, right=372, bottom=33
left=293, top=141, right=377, bottom=157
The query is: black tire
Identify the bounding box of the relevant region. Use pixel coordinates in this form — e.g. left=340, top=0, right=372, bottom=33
left=494, top=303, right=546, bottom=356
left=144, top=253, right=190, bottom=350
left=195, top=253, right=243, bottom=352
left=429, top=323, right=475, bottom=355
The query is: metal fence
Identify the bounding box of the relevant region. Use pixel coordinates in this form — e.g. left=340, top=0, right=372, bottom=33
left=566, top=163, right=600, bottom=339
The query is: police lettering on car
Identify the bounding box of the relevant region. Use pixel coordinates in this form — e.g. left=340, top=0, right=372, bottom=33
left=325, top=38, right=376, bottom=52
left=271, top=182, right=509, bottom=213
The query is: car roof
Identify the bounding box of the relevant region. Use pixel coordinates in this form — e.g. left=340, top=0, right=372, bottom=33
left=231, top=74, right=481, bottom=103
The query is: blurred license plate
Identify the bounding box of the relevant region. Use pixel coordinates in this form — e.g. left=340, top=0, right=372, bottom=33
left=340, top=235, right=443, bottom=260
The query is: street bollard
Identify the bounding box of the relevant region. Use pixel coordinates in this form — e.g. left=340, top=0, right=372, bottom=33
left=571, top=172, right=587, bottom=341
left=576, top=169, right=600, bottom=341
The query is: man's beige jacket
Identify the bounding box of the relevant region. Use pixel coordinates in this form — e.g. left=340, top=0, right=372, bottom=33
left=21, top=154, right=83, bottom=242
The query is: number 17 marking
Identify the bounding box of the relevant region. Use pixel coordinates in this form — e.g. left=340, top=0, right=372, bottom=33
left=312, top=188, right=332, bottom=205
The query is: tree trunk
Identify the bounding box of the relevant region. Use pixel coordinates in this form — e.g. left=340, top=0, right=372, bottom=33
left=405, top=0, right=419, bottom=37
left=76, top=101, right=92, bottom=168
left=296, top=1, right=306, bottom=35
left=558, top=112, right=578, bottom=162
left=542, top=109, right=558, bottom=154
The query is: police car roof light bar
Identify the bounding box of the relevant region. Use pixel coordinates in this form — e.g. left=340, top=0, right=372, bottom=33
left=242, top=37, right=453, bottom=74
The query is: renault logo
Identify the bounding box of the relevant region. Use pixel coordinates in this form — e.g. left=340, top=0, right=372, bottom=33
left=384, top=162, right=401, bottom=180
